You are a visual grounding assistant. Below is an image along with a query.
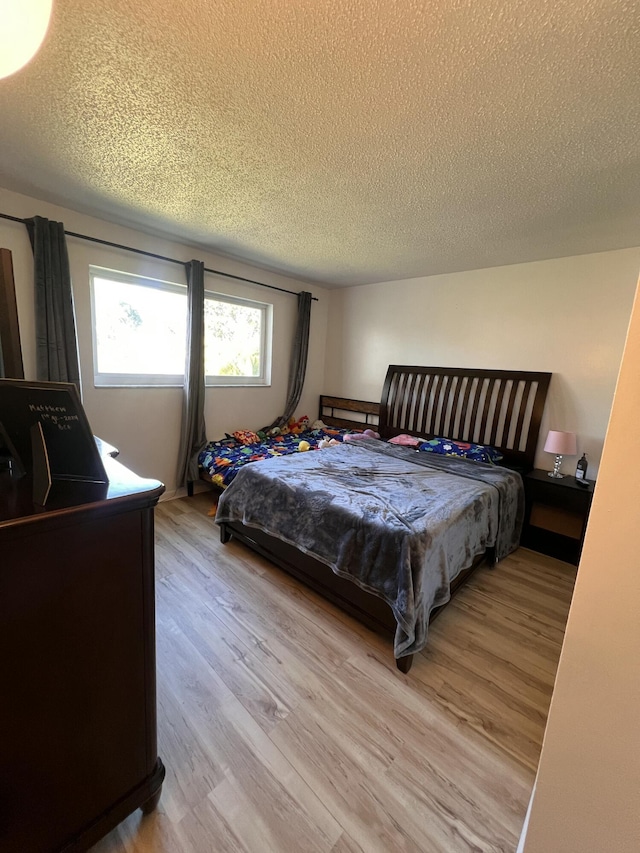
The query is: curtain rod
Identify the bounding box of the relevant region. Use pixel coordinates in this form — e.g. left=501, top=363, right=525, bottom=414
left=0, top=211, right=318, bottom=301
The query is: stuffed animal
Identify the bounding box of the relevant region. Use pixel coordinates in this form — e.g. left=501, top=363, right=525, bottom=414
left=288, top=414, right=310, bottom=435
left=318, top=437, right=341, bottom=449
left=312, top=419, right=326, bottom=430
left=298, top=440, right=311, bottom=451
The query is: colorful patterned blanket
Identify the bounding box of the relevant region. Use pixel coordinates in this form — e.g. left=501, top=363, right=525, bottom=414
left=198, top=427, right=350, bottom=488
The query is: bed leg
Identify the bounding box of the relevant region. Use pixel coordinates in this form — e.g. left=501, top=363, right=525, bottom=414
left=220, top=523, right=232, bottom=544
left=187, top=480, right=194, bottom=497
left=396, top=654, right=413, bottom=674
left=486, top=546, right=497, bottom=567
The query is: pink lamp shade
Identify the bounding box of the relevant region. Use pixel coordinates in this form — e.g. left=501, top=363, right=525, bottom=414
left=544, top=430, right=577, bottom=456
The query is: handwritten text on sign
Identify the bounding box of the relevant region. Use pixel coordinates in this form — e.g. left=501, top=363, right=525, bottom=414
left=29, top=403, right=80, bottom=431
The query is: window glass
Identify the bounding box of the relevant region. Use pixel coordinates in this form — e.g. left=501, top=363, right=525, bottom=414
left=204, top=294, right=270, bottom=384
left=91, top=269, right=187, bottom=386
left=90, top=268, right=272, bottom=387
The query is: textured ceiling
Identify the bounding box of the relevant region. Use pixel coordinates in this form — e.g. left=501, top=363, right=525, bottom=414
left=0, top=0, right=638, bottom=287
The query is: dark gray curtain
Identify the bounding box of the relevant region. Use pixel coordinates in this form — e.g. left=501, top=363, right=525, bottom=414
left=177, top=259, right=207, bottom=487
left=25, top=216, right=80, bottom=385
left=262, top=290, right=313, bottom=432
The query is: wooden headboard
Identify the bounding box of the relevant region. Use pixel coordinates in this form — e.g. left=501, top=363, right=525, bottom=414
left=319, top=395, right=380, bottom=431
left=379, top=365, right=551, bottom=471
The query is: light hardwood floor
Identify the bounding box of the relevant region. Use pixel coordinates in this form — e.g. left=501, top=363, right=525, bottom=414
left=92, top=493, right=576, bottom=853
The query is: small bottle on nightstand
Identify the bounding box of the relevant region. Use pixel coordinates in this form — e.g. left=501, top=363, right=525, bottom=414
left=575, top=453, right=588, bottom=482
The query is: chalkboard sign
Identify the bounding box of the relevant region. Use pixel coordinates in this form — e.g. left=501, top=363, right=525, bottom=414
left=0, top=379, right=108, bottom=489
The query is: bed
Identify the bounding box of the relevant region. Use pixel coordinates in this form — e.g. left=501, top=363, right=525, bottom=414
left=214, top=366, right=551, bottom=673
left=197, top=425, right=354, bottom=490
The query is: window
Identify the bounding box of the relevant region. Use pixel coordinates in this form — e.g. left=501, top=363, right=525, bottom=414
left=90, top=267, right=272, bottom=388
left=90, top=268, right=187, bottom=386
left=204, top=292, right=271, bottom=386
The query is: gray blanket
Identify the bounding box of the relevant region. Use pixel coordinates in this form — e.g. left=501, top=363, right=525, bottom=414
left=215, top=439, right=524, bottom=658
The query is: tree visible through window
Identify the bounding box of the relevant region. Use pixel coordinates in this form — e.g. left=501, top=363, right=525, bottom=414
left=204, top=297, right=263, bottom=378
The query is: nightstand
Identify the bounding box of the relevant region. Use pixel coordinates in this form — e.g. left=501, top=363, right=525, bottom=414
left=521, top=469, right=595, bottom=565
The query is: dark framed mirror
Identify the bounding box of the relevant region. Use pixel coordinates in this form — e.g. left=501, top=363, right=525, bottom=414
left=0, top=248, right=24, bottom=379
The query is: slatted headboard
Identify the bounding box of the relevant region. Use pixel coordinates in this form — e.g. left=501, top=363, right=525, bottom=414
left=379, top=365, right=551, bottom=471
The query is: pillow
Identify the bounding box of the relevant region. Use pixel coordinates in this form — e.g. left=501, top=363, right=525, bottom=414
left=419, top=437, right=503, bottom=464
left=388, top=434, right=422, bottom=447
left=344, top=429, right=380, bottom=442
left=232, top=429, right=260, bottom=446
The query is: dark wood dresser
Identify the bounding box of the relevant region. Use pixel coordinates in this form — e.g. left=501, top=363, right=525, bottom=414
left=0, top=452, right=165, bottom=853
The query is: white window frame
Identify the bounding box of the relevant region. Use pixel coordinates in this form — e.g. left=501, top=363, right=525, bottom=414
left=90, top=267, right=187, bottom=387
left=204, top=290, right=272, bottom=387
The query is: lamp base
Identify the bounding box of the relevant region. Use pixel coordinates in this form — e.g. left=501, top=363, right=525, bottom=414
left=548, top=454, right=564, bottom=478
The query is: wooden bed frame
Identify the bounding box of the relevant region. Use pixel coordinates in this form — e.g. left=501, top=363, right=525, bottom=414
left=217, top=366, right=551, bottom=673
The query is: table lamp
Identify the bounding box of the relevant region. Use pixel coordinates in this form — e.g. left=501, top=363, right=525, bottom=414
left=544, top=430, right=577, bottom=478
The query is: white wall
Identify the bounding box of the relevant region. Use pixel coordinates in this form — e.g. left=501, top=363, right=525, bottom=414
left=0, top=187, right=329, bottom=495
left=324, top=250, right=640, bottom=476
left=521, top=273, right=640, bottom=851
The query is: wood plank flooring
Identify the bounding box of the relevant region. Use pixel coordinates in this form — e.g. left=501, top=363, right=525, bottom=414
left=91, top=493, right=576, bottom=853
